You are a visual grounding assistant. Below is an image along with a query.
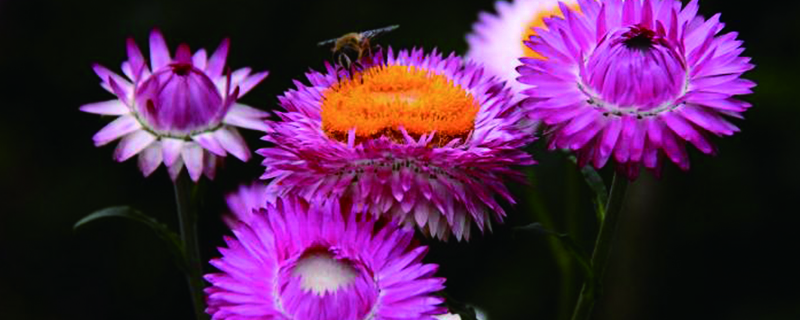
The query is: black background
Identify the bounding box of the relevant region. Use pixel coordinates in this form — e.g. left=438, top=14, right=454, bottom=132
left=1, top=0, right=799, bottom=319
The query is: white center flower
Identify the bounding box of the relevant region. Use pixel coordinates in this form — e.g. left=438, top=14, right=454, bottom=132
left=293, top=252, right=357, bottom=295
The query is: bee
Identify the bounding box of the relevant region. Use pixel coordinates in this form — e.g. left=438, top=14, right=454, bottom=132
left=318, top=25, right=399, bottom=77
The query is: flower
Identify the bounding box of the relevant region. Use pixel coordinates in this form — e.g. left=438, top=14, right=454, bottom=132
left=466, top=0, right=580, bottom=95
left=204, top=196, right=447, bottom=320
left=519, top=0, right=754, bottom=178
left=259, top=48, right=535, bottom=241
left=81, top=29, right=269, bottom=181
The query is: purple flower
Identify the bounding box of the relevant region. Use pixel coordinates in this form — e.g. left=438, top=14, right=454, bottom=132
left=81, top=29, right=269, bottom=181
left=519, top=0, right=755, bottom=178
left=205, top=196, right=447, bottom=320
left=259, top=49, right=536, bottom=241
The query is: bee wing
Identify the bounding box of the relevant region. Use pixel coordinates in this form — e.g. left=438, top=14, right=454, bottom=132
left=360, top=25, right=399, bottom=39
left=317, top=37, right=339, bottom=47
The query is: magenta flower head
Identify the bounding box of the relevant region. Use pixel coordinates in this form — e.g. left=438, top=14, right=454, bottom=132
left=81, top=29, right=270, bottom=181
left=205, top=196, right=447, bottom=320
left=259, top=48, right=536, bottom=241
left=519, top=0, right=755, bottom=178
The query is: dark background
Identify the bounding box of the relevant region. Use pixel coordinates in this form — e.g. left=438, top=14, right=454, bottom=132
left=1, top=0, right=798, bottom=319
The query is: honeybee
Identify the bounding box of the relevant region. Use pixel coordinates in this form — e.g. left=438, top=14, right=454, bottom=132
left=318, top=25, right=399, bottom=76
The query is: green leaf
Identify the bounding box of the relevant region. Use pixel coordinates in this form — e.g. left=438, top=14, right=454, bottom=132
left=566, top=155, right=608, bottom=221
left=74, top=206, right=187, bottom=272
left=515, top=223, right=594, bottom=281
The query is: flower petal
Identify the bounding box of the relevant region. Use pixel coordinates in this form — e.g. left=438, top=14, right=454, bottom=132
left=138, top=143, right=163, bottom=177
left=193, top=132, right=227, bottom=157
left=214, top=127, right=251, bottom=161
left=181, top=142, right=204, bottom=181
left=149, top=29, right=171, bottom=71
left=204, top=152, right=218, bottom=180
left=114, top=130, right=156, bottom=162
left=238, top=71, right=269, bottom=97
left=126, top=38, right=147, bottom=81
left=207, top=38, right=230, bottom=80
left=80, top=100, right=129, bottom=115
left=193, top=49, right=208, bottom=70
left=92, top=115, right=141, bottom=146
left=168, top=156, right=185, bottom=181
left=162, top=138, right=185, bottom=166
left=223, top=104, right=269, bottom=132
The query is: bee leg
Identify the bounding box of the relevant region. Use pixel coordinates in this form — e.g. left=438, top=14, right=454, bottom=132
left=340, top=54, right=355, bottom=79
left=353, top=61, right=365, bottom=84
left=337, top=53, right=348, bottom=69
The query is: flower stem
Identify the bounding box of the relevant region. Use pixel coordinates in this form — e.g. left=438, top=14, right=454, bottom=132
left=174, top=173, right=209, bottom=320
left=570, top=172, right=629, bottom=320
left=559, top=163, right=581, bottom=320
left=525, top=168, right=574, bottom=319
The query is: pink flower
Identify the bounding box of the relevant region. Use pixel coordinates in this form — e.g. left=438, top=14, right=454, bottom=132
left=519, top=0, right=755, bottom=178
left=259, top=49, right=535, bottom=241
left=205, top=196, right=446, bottom=320
left=81, top=29, right=269, bottom=181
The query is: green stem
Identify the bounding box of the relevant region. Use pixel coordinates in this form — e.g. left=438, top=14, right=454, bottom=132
left=174, top=173, right=209, bottom=320
left=570, top=172, right=629, bottom=320
left=559, top=163, right=581, bottom=320
left=525, top=168, right=573, bottom=319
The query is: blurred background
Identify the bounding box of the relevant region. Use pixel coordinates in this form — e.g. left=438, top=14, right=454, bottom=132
left=1, top=0, right=799, bottom=319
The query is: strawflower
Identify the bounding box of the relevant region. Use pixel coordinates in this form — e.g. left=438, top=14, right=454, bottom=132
left=519, top=0, right=754, bottom=178
left=81, top=29, right=269, bottom=181
left=259, top=48, right=535, bottom=241
left=205, top=196, right=446, bottom=320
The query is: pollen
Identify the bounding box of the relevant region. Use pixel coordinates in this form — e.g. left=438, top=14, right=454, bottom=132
left=522, top=2, right=582, bottom=59
left=321, top=65, right=480, bottom=145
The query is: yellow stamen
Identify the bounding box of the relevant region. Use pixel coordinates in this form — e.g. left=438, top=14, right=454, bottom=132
left=321, top=65, right=480, bottom=145
left=522, top=2, right=582, bottom=59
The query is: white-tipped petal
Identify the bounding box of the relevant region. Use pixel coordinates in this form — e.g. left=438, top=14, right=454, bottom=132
left=80, top=100, right=129, bottom=115
left=213, top=127, right=251, bottom=161
left=192, top=132, right=227, bottom=156
left=223, top=103, right=269, bottom=132
left=114, top=130, right=156, bottom=162
left=168, top=157, right=185, bottom=181
left=181, top=142, right=204, bottom=181
left=161, top=138, right=185, bottom=166
left=138, top=143, right=163, bottom=177
left=93, top=115, right=142, bottom=146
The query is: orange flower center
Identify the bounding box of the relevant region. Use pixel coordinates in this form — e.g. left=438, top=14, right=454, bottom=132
left=521, top=2, right=582, bottom=59
left=321, top=65, right=480, bottom=145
